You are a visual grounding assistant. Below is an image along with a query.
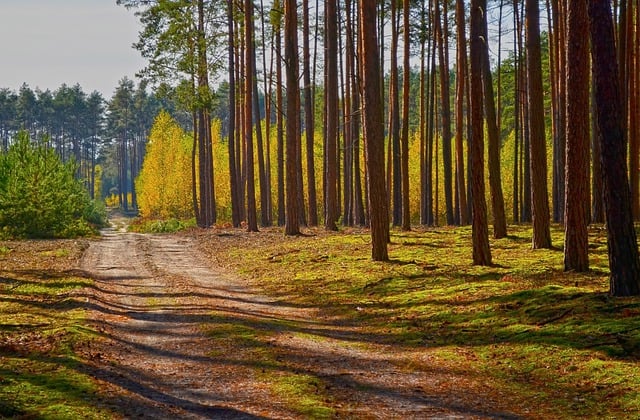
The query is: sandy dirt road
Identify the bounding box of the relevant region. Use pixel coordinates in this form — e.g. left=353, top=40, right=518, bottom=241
left=78, top=225, right=521, bottom=419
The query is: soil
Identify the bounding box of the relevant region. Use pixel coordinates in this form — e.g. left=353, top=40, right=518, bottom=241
left=77, top=218, right=523, bottom=419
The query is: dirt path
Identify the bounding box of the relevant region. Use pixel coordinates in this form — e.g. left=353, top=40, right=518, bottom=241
left=79, top=224, right=521, bottom=419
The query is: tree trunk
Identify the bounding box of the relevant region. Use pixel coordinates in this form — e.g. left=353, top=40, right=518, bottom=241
left=388, top=0, right=402, bottom=227
left=244, top=0, right=258, bottom=232
left=227, top=0, right=241, bottom=228
left=589, top=0, right=640, bottom=296
left=360, top=0, right=389, bottom=261
left=481, top=4, right=507, bottom=238
left=470, top=0, right=492, bottom=266
left=629, top=0, right=640, bottom=219
left=454, top=0, right=469, bottom=226
left=550, top=0, right=566, bottom=224
left=564, top=0, right=590, bottom=272
left=197, top=0, right=216, bottom=228
left=526, top=0, right=552, bottom=249
left=401, top=0, right=411, bottom=231
left=302, top=0, right=318, bottom=226
left=325, top=0, right=339, bottom=231
left=253, top=64, right=271, bottom=227
left=284, top=0, right=300, bottom=235
left=436, top=0, right=454, bottom=225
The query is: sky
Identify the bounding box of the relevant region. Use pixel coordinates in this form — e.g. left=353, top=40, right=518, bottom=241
left=0, top=0, right=147, bottom=99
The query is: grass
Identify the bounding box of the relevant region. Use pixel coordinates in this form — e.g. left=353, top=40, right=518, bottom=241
left=128, top=217, right=196, bottom=233
left=0, top=242, right=117, bottom=419
left=210, top=223, right=640, bottom=418
left=203, top=312, right=336, bottom=417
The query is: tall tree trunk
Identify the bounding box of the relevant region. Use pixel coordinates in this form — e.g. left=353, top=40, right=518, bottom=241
left=284, top=0, right=300, bottom=235
left=427, top=18, right=437, bottom=226
left=470, top=0, right=492, bottom=266
left=244, top=0, right=258, bottom=232
left=481, top=4, right=507, bottom=238
left=435, top=0, right=454, bottom=225
left=526, top=0, right=552, bottom=249
left=325, top=0, right=339, bottom=231
left=197, top=0, right=216, bottom=227
left=275, top=0, right=285, bottom=227
left=228, top=0, right=241, bottom=228
left=260, top=0, right=273, bottom=227
left=302, top=0, right=318, bottom=226
left=629, top=0, right=640, bottom=219
left=454, top=0, right=469, bottom=226
left=591, top=83, right=604, bottom=224
left=253, top=59, right=271, bottom=227
left=401, top=0, right=411, bottom=231
left=235, top=22, right=246, bottom=223
left=512, top=0, right=520, bottom=223
left=360, top=0, right=389, bottom=261
left=564, top=0, right=590, bottom=272
left=388, top=0, right=402, bottom=226
left=550, top=0, right=566, bottom=223
left=589, top=0, right=640, bottom=296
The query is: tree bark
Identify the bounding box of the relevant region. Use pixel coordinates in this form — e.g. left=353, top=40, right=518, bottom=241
left=589, top=0, right=640, bottom=296
left=302, top=0, right=318, bottom=226
left=284, top=0, right=300, bottom=235
left=388, top=0, right=402, bottom=227
left=563, top=0, right=590, bottom=272
left=526, top=0, right=552, bottom=249
left=360, top=0, right=389, bottom=261
left=401, top=0, right=411, bottom=231
left=325, top=0, right=339, bottom=231
left=244, top=0, right=258, bottom=232
left=435, top=0, right=454, bottom=225
left=470, top=0, right=492, bottom=266
left=481, top=5, right=507, bottom=238
left=454, top=0, right=469, bottom=226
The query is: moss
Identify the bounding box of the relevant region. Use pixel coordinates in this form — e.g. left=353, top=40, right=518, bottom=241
left=210, top=223, right=640, bottom=418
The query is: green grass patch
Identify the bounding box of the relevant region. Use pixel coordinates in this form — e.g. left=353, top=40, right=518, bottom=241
left=128, top=217, right=197, bottom=233
left=0, top=243, right=117, bottom=419
left=203, top=311, right=335, bottom=416
left=40, top=248, right=71, bottom=258
left=210, top=223, right=640, bottom=418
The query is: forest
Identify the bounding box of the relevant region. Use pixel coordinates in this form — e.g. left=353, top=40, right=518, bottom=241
left=1, top=0, right=640, bottom=417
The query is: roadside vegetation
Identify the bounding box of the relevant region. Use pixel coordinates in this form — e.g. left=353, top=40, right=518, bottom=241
left=1, top=221, right=639, bottom=418
left=199, top=223, right=640, bottom=418
left=0, top=240, right=117, bottom=418
left=0, top=132, right=106, bottom=239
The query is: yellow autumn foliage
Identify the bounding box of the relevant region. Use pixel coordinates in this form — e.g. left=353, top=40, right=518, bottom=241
left=136, top=111, right=194, bottom=219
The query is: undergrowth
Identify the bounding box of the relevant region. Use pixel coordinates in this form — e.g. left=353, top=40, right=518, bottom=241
left=0, top=242, right=116, bottom=419
left=210, top=223, right=640, bottom=419
left=128, top=217, right=196, bottom=233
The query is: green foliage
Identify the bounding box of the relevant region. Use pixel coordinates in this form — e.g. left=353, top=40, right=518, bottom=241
left=129, top=217, right=196, bottom=233
left=0, top=132, right=106, bottom=239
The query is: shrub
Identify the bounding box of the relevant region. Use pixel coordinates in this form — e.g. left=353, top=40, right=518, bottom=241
left=0, top=132, right=106, bottom=238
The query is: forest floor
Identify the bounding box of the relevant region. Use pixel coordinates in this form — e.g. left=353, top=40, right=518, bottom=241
left=2, top=214, right=639, bottom=418
left=76, top=215, right=522, bottom=419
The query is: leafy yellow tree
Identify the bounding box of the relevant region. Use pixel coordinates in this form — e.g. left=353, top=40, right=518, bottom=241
left=136, top=111, right=193, bottom=219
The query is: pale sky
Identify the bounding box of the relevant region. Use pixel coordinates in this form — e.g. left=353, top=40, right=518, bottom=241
left=0, top=0, right=147, bottom=99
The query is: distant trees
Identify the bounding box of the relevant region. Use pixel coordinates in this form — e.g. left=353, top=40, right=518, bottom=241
left=118, top=0, right=218, bottom=227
